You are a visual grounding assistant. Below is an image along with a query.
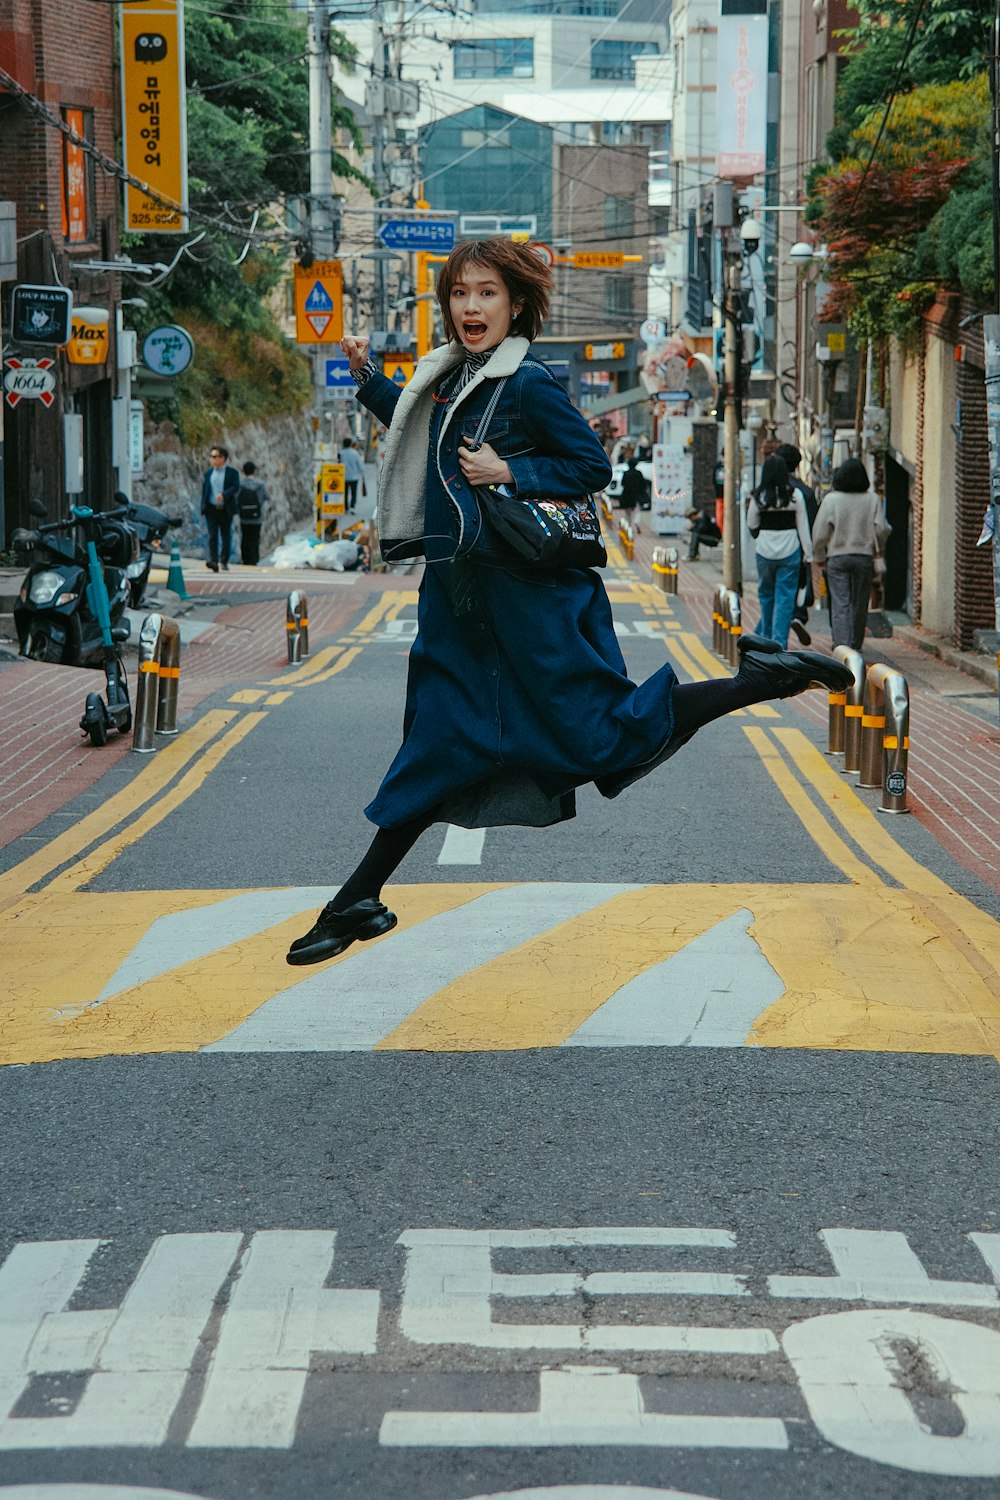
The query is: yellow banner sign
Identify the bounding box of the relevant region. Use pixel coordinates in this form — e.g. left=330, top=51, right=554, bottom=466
left=584, top=342, right=625, bottom=361
left=295, top=262, right=344, bottom=345
left=121, top=0, right=188, bottom=233
left=573, top=252, right=625, bottom=269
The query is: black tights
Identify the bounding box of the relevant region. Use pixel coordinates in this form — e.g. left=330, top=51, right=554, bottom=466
left=332, top=668, right=778, bottom=910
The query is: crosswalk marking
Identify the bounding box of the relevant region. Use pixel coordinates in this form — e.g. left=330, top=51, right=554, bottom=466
left=438, top=825, right=486, bottom=865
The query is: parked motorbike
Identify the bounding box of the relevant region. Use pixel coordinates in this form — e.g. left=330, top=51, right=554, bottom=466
left=12, top=499, right=134, bottom=745
left=114, top=492, right=183, bottom=607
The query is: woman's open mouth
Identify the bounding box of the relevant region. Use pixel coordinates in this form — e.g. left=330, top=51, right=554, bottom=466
left=463, top=322, right=487, bottom=339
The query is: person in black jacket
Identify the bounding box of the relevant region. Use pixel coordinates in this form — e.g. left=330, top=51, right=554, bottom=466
left=776, top=443, right=818, bottom=645
left=619, top=457, right=648, bottom=533
left=200, top=444, right=240, bottom=572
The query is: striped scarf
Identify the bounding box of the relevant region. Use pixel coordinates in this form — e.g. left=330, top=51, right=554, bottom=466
left=441, top=346, right=495, bottom=399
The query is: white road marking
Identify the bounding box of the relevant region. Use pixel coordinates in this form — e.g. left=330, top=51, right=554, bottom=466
left=784, top=1310, right=1000, bottom=1476
left=0, top=1234, right=240, bottom=1449
left=396, top=1228, right=776, bottom=1355
left=0, top=1490, right=210, bottom=1498
left=380, top=1364, right=788, bottom=1449
left=374, top=619, right=418, bottom=641
left=564, top=909, right=783, bottom=1048
left=768, top=1229, right=999, bottom=1307
left=461, top=1491, right=721, bottom=1500
left=207, top=883, right=630, bottom=1053
left=188, top=1231, right=379, bottom=1448
left=437, top=825, right=486, bottom=866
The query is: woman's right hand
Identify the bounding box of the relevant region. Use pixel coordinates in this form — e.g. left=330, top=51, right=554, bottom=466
left=340, top=335, right=371, bottom=372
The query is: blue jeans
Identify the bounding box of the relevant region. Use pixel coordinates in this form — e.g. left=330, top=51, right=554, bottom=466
left=757, top=548, right=801, bottom=648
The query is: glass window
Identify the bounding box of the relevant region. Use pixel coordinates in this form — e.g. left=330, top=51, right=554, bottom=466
left=590, top=38, right=658, bottom=81
left=604, top=194, right=633, bottom=236
left=61, top=107, right=95, bottom=245
left=604, top=276, right=634, bottom=319
left=454, top=38, right=534, bottom=78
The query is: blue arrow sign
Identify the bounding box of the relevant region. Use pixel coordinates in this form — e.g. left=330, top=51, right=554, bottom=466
left=325, top=358, right=354, bottom=389
left=378, top=219, right=455, bottom=253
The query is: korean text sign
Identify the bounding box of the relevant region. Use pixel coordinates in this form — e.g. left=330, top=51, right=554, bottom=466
left=121, top=0, right=188, bottom=232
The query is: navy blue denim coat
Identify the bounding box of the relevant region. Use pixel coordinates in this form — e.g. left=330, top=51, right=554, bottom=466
left=357, top=342, right=679, bottom=829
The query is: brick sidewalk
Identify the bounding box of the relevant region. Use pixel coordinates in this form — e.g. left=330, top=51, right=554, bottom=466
left=627, top=517, right=1000, bottom=897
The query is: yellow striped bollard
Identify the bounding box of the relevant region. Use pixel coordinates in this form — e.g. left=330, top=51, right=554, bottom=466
left=712, top=584, right=728, bottom=656
left=132, top=613, right=181, bottom=753
left=286, top=590, right=308, bottom=664
left=829, top=647, right=864, bottom=758
left=725, top=590, right=742, bottom=666
left=837, top=648, right=866, bottom=774
left=858, top=663, right=911, bottom=812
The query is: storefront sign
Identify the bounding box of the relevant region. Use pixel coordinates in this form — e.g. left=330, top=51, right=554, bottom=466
left=142, top=324, right=195, bottom=376
left=584, top=342, right=625, bottom=362
left=9, top=285, right=73, bottom=347
left=121, top=0, right=188, bottom=231
left=4, top=357, right=57, bottom=409
left=717, top=14, right=768, bottom=178
left=61, top=108, right=90, bottom=244
left=66, top=307, right=110, bottom=365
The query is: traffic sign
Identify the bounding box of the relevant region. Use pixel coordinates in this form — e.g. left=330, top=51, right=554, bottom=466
left=294, top=260, right=344, bottom=344
left=325, top=357, right=355, bottom=389
left=530, top=242, right=555, bottom=267
left=378, top=219, right=455, bottom=253
left=572, top=251, right=625, bottom=269
left=383, top=358, right=414, bottom=387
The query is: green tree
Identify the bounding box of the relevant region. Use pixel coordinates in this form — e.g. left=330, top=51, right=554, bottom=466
left=130, top=0, right=366, bottom=440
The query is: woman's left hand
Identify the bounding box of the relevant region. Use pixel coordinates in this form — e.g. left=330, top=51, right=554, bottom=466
left=459, top=439, right=513, bottom=488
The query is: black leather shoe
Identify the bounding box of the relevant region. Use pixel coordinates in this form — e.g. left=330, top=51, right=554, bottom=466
left=789, top=619, right=812, bottom=647
left=738, top=640, right=853, bottom=697
left=286, top=897, right=398, bottom=967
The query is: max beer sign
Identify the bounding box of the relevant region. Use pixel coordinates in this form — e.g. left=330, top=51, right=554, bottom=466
left=4, top=358, right=57, bottom=409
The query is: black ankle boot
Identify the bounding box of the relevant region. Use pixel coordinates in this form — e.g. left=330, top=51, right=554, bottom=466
left=737, top=636, right=853, bottom=698
left=286, top=898, right=398, bottom=967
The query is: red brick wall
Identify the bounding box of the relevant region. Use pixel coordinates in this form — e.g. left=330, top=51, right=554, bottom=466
left=954, top=317, right=993, bottom=648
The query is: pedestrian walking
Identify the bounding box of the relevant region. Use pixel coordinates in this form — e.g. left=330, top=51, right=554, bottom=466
left=339, top=438, right=366, bottom=513
left=237, top=461, right=269, bottom=566
left=812, top=457, right=891, bottom=651
left=618, top=456, right=648, bottom=533
left=201, top=444, right=240, bottom=572
left=286, top=238, right=853, bottom=967
left=775, top=443, right=818, bottom=646
left=747, top=454, right=813, bottom=650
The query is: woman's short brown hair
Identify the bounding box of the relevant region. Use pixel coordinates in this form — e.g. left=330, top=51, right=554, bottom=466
left=436, top=237, right=553, bottom=344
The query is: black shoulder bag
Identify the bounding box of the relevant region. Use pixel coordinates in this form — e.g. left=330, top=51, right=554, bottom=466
left=469, top=377, right=607, bottom=572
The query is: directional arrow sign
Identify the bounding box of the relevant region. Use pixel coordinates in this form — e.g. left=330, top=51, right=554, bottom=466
left=294, top=260, right=344, bottom=345
left=325, top=357, right=355, bottom=389
left=378, top=219, right=455, bottom=253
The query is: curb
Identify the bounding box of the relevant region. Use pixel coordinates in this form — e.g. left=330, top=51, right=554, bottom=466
left=886, top=618, right=999, bottom=692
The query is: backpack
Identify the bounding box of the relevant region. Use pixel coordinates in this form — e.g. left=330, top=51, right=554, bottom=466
left=237, top=483, right=262, bottom=522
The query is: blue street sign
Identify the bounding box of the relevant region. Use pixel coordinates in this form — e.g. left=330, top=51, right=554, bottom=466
left=325, top=358, right=354, bottom=389
left=305, top=281, right=334, bottom=314
left=378, top=219, right=455, bottom=253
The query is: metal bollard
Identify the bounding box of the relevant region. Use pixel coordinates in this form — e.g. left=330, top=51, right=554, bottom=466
left=662, top=546, right=679, bottom=595
left=651, top=545, right=666, bottom=592
left=286, top=590, right=308, bottom=665
left=833, top=647, right=866, bottom=773
left=859, top=664, right=910, bottom=812
left=725, top=590, right=742, bottom=666
left=132, top=614, right=181, bottom=753
left=828, top=646, right=862, bottom=756
left=712, top=584, right=728, bottom=656
left=618, top=521, right=634, bottom=560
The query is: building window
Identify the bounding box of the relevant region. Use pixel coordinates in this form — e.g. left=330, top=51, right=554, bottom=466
left=604, top=194, right=633, bottom=237
left=590, top=38, right=658, bottom=81
left=454, top=38, right=534, bottom=79
left=61, top=107, right=95, bottom=245
left=604, top=276, right=634, bottom=320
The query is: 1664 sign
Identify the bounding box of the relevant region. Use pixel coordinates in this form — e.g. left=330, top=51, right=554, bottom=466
left=3, top=357, right=57, bottom=409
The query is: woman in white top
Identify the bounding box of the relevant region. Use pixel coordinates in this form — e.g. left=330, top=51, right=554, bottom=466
left=747, top=454, right=813, bottom=649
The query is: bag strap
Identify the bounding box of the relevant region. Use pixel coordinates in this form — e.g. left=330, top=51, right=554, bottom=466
left=471, top=377, right=508, bottom=447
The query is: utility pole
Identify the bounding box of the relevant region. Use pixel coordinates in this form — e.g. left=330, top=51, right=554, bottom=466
left=307, top=0, right=337, bottom=467
left=715, top=181, right=743, bottom=595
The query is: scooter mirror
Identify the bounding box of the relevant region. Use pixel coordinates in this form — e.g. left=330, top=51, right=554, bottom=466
left=10, top=529, right=36, bottom=552
left=28, top=498, right=48, bottom=518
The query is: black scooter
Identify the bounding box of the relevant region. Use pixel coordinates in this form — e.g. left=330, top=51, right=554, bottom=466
left=12, top=499, right=134, bottom=744
left=115, top=493, right=183, bottom=608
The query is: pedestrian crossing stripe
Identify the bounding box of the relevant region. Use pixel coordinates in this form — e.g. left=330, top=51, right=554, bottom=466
left=3, top=876, right=1000, bottom=1065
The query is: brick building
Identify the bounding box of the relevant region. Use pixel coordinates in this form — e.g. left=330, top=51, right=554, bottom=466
left=1, top=0, right=127, bottom=537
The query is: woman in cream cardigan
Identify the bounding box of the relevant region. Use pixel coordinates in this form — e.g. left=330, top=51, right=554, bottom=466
left=812, top=458, right=890, bottom=651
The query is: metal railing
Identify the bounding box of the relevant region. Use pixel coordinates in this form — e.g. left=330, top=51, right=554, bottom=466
left=132, top=614, right=181, bottom=753
left=651, top=545, right=679, bottom=595
left=286, top=591, right=309, bottom=664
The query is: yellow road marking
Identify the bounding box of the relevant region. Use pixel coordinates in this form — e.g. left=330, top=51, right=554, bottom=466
left=47, top=713, right=268, bottom=893
left=0, top=710, right=237, bottom=905
left=743, top=727, right=879, bottom=886
left=288, top=646, right=362, bottom=688
left=229, top=689, right=267, bottom=704
left=262, top=644, right=344, bottom=687
left=265, top=691, right=292, bottom=705
left=680, top=631, right=728, bottom=680
left=378, top=884, right=743, bottom=1052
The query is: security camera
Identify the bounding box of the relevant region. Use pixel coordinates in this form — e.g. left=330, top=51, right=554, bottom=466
left=739, top=217, right=762, bottom=249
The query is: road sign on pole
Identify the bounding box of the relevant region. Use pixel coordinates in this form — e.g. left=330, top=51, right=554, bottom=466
left=383, top=358, right=415, bottom=387
left=325, top=357, right=355, bottom=389
left=378, top=220, right=455, bottom=253
left=294, top=260, right=344, bottom=344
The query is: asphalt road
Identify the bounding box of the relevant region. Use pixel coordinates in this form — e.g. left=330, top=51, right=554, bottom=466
left=3, top=566, right=1000, bottom=1500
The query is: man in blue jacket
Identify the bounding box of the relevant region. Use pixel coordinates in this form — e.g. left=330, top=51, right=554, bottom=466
left=201, top=444, right=241, bottom=571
